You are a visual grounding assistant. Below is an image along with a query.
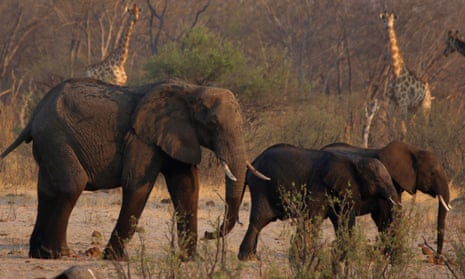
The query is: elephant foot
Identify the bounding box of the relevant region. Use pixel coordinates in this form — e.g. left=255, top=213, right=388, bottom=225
left=178, top=250, right=199, bottom=262
left=29, top=245, right=73, bottom=259
left=176, top=242, right=198, bottom=262
left=238, top=251, right=259, bottom=261
left=61, top=247, right=75, bottom=257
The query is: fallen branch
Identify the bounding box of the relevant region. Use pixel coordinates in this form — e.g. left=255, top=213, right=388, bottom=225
left=422, top=236, right=458, bottom=279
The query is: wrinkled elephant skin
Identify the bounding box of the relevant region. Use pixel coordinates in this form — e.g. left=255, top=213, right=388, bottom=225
left=238, top=143, right=399, bottom=261
left=0, top=78, right=247, bottom=260
left=322, top=140, right=451, bottom=255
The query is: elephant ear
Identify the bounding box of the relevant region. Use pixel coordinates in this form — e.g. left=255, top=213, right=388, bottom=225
left=379, top=141, right=416, bottom=194
left=132, top=91, right=201, bottom=165
left=321, top=158, right=362, bottom=201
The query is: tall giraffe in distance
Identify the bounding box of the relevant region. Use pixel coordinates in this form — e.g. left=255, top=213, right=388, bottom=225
left=380, top=12, right=432, bottom=138
left=444, top=30, right=465, bottom=57
left=86, top=3, right=140, bottom=86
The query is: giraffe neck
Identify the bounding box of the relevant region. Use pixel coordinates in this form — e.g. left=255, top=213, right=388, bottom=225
left=387, top=25, right=405, bottom=77
left=111, top=19, right=135, bottom=66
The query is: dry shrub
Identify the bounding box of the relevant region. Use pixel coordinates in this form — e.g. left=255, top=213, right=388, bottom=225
left=407, top=97, right=465, bottom=187
left=275, top=184, right=418, bottom=279
left=113, top=205, right=244, bottom=279
left=245, top=93, right=349, bottom=156
left=0, top=102, right=37, bottom=191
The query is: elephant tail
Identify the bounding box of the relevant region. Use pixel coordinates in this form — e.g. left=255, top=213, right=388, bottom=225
left=0, top=124, right=32, bottom=159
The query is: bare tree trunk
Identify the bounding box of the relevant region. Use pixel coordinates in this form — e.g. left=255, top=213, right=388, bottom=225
left=0, top=7, right=39, bottom=81
left=362, top=99, right=379, bottom=148
left=336, top=57, right=343, bottom=95
left=343, top=33, right=353, bottom=95
left=85, top=10, right=92, bottom=65
left=147, top=0, right=169, bottom=55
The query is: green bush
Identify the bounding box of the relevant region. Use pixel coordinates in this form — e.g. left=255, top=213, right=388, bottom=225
left=144, top=25, right=299, bottom=99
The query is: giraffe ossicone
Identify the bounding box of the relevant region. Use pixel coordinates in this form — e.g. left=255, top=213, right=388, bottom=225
left=86, top=4, right=140, bottom=86
left=444, top=30, right=465, bottom=57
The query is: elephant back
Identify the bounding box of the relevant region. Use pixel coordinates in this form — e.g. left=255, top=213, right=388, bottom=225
left=53, top=79, right=143, bottom=134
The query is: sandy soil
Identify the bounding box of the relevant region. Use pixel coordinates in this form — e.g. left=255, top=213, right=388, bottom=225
left=0, top=185, right=461, bottom=279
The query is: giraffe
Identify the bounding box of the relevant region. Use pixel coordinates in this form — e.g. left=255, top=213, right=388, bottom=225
left=379, top=12, right=432, bottom=139
left=444, top=30, right=465, bottom=57
left=86, top=3, right=140, bottom=86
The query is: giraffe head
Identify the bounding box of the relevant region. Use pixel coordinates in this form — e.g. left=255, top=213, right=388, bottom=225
left=444, top=30, right=460, bottom=57
left=128, top=3, right=140, bottom=23
left=379, top=12, right=397, bottom=29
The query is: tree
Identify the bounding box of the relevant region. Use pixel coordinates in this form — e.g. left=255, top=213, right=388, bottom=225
left=144, top=25, right=270, bottom=97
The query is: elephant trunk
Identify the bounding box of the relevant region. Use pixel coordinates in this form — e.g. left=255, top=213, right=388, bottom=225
left=204, top=141, right=247, bottom=239
left=437, top=188, right=451, bottom=255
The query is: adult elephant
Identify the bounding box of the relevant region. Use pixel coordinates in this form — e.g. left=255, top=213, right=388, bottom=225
left=0, top=78, right=248, bottom=260
left=322, top=140, right=452, bottom=255
left=238, top=143, right=400, bottom=261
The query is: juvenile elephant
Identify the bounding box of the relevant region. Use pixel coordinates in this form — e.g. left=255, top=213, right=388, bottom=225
left=1, top=78, right=248, bottom=260
left=322, top=140, right=451, bottom=255
left=238, top=143, right=400, bottom=261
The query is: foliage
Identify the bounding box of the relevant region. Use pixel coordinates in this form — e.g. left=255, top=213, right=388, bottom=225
left=276, top=184, right=417, bottom=279
left=109, top=205, right=245, bottom=279
left=143, top=25, right=297, bottom=98
left=451, top=238, right=465, bottom=278
left=246, top=94, right=348, bottom=156
left=144, top=26, right=239, bottom=82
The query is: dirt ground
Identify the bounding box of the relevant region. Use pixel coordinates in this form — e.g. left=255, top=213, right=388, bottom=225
left=0, top=183, right=461, bottom=279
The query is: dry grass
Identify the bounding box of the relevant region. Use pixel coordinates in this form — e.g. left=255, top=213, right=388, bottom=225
left=0, top=181, right=462, bottom=278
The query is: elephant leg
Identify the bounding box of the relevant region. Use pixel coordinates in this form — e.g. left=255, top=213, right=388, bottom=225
left=29, top=174, right=49, bottom=258
left=328, top=208, right=356, bottom=238
left=164, top=161, right=199, bottom=261
left=238, top=221, right=271, bottom=261
left=370, top=201, right=393, bottom=233
left=370, top=201, right=400, bottom=256
left=104, top=143, right=160, bottom=261
left=104, top=180, right=157, bottom=260
left=30, top=161, right=86, bottom=258
left=327, top=209, right=355, bottom=264
left=30, top=188, right=55, bottom=258
left=33, top=191, right=81, bottom=258
left=238, top=193, right=276, bottom=261
left=328, top=210, right=340, bottom=235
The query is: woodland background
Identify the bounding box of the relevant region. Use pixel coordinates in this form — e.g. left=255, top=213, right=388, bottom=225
left=1, top=0, right=465, bottom=190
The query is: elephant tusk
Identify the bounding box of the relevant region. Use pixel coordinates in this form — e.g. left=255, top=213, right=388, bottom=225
left=221, top=160, right=237, bottom=181
left=388, top=197, right=402, bottom=207
left=439, top=195, right=452, bottom=211
left=246, top=161, right=271, bottom=180
left=87, top=269, right=97, bottom=279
